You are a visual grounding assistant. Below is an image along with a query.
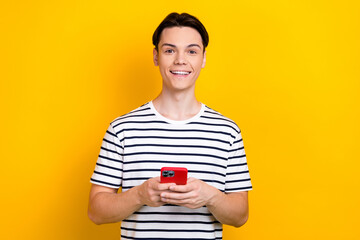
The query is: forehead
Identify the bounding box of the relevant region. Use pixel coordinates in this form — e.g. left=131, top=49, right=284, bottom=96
left=159, top=27, right=203, bottom=47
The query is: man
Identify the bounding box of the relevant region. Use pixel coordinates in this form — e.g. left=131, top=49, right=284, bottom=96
left=88, top=12, right=252, bottom=239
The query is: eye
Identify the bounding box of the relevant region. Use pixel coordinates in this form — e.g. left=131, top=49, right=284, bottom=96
left=165, top=49, right=174, bottom=54
left=189, top=50, right=197, bottom=54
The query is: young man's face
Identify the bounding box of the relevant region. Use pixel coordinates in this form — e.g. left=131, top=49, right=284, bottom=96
left=153, top=26, right=206, bottom=93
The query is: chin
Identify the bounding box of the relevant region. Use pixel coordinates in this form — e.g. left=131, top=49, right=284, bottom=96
left=168, top=82, right=195, bottom=91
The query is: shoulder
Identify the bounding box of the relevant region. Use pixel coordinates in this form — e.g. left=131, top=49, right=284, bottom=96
left=110, top=102, right=154, bottom=127
left=201, top=105, right=241, bottom=135
left=103, top=102, right=156, bottom=138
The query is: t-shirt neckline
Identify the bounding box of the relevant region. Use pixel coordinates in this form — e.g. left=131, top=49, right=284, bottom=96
left=149, top=101, right=205, bottom=125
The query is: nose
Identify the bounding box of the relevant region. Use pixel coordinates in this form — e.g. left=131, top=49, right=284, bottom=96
left=174, top=52, right=187, bottom=65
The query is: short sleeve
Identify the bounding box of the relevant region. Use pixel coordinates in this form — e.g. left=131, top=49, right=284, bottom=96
left=225, top=131, right=252, bottom=193
left=90, top=123, right=124, bottom=189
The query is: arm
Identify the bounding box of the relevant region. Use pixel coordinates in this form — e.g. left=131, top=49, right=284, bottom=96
left=88, top=177, right=175, bottom=224
left=160, top=177, right=249, bottom=227
left=207, top=189, right=248, bottom=227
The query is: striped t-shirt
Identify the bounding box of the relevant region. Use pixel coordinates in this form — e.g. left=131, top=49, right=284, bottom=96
left=90, top=101, right=252, bottom=240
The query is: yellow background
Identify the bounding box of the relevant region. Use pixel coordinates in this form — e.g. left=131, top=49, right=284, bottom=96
left=1, top=0, right=359, bottom=239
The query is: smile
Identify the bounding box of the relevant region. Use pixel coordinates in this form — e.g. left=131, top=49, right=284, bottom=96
left=170, top=70, right=191, bottom=76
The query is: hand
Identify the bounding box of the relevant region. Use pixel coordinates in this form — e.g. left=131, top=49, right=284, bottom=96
left=137, top=177, right=175, bottom=207
left=160, top=177, right=221, bottom=209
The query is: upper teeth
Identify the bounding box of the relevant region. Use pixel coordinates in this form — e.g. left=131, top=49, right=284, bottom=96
left=171, top=71, right=190, bottom=75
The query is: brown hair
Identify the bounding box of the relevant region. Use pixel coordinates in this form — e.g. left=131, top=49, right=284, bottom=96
left=152, top=12, right=209, bottom=52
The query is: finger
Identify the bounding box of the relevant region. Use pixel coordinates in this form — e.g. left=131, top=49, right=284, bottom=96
left=169, top=181, right=197, bottom=192
left=160, top=191, right=193, bottom=200
left=170, top=177, right=199, bottom=191
left=156, top=182, right=176, bottom=191
left=148, top=177, right=175, bottom=191
left=161, top=197, right=185, bottom=205
left=187, top=177, right=196, bottom=183
left=161, top=197, right=199, bottom=209
left=168, top=185, right=187, bottom=192
left=148, top=196, right=166, bottom=207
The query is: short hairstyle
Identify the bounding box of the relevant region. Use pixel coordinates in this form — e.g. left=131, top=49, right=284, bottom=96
left=152, top=12, right=209, bottom=52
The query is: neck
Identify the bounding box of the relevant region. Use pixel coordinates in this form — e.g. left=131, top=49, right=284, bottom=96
left=152, top=89, right=201, bottom=121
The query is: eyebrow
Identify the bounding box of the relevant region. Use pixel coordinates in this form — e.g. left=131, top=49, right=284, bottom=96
left=187, top=44, right=202, bottom=49
left=161, top=43, right=202, bottom=49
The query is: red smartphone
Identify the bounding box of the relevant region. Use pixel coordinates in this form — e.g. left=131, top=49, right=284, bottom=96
left=160, top=167, right=188, bottom=185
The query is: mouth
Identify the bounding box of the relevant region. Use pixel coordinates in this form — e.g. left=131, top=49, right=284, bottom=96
left=170, top=70, right=192, bottom=76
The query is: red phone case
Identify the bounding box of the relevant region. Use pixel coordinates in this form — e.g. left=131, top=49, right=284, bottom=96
left=160, top=167, right=188, bottom=185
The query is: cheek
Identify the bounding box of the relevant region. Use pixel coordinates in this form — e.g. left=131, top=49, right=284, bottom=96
left=193, top=61, right=204, bottom=70
left=190, top=57, right=205, bottom=68
left=158, top=60, right=168, bottom=71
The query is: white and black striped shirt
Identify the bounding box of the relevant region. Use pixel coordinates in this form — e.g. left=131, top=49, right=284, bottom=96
left=91, top=101, right=252, bottom=240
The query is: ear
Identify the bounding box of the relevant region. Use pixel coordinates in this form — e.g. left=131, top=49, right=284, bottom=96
left=201, top=51, right=206, bottom=68
left=153, top=48, right=159, bottom=66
